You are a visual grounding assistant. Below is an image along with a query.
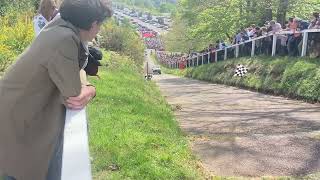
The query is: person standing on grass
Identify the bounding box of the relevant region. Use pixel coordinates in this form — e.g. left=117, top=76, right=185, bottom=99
left=0, top=0, right=112, bottom=180
left=33, top=0, right=57, bottom=36
left=287, top=17, right=301, bottom=56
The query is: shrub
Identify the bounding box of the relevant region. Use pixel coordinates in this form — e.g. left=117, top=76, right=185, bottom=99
left=99, top=19, right=145, bottom=66
left=0, top=0, right=37, bottom=14
left=0, top=13, right=34, bottom=52
left=0, top=10, right=34, bottom=72
left=0, top=44, right=15, bottom=71
left=297, top=69, right=320, bottom=101
left=281, top=61, right=318, bottom=96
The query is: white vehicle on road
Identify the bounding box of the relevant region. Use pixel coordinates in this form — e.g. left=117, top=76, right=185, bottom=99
left=152, top=66, right=161, bottom=75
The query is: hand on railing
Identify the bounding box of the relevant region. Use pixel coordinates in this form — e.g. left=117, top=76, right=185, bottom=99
left=66, top=85, right=96, bottom=110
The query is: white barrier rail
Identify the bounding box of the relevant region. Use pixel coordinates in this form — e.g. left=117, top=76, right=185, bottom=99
left=62, top=109, right=92, bottom=180
left=214, top=29, right=320, bottom=57
left=157, top=29, right=320, bottom=68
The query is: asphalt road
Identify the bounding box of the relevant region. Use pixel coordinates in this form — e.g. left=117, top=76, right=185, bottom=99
left=152, top=65, right=320, bottom=177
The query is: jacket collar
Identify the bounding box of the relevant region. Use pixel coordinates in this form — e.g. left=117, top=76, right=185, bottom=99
left=45, top=15, right=80, bottom=37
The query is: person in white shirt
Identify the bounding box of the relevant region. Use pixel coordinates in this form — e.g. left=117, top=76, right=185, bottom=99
left=33, top=0, right=57, bottom=36
left=269, top=20, right=282, bottom=33
left=248, top=24, right=256, bottom=38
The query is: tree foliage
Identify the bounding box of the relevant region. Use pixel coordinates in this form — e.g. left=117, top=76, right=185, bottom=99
left=99, top=19, right=145, bottom=66
left=0, top=0, right=38, bottom=15
left=0, top=0, right=34, bottom=72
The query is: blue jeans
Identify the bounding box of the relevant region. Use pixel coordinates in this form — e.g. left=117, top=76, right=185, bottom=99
left=46, top=130, right=64, bottom=180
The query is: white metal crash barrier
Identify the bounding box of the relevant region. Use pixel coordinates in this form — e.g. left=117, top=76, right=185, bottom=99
left=160, top=29, right=320, bottom=68
left=62, top=109, right=92, bottom=180
left=221, top=29, right=320, bottom=58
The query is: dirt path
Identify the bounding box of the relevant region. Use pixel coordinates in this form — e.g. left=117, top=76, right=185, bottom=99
left=153, top=73, right=320, bottom=177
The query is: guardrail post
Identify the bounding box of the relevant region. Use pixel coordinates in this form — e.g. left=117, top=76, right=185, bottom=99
left=197, top=55, right=199, bottom=66
left=272, top=34, right=277, bottom=56
left=236, top=45, right=239, bottom=58
left=208, top=52, right=210, bottom=64
left=201, top=54, right=204, bottom=65
left=215, top=51, right=218, bottom=62
left=224, top=48, right=227, bottom=60
left=251, top=40, right=255, bottom=57
left=301, top=31, right=308, bottom=57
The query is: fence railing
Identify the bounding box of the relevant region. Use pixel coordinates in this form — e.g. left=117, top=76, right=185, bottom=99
left=158, top=29, right=320, bottom=69
left=62, top=109, right=92, bottom=180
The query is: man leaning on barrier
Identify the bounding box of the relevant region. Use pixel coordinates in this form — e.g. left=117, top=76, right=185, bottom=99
left=0, top=0, right=112, bottom=180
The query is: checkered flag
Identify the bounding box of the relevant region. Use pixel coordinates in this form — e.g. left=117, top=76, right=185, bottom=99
left=234, top=64, right=248, bottom=77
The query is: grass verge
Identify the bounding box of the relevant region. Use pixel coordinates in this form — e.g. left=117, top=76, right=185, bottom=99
left=87, top=51, right=203, bottom=179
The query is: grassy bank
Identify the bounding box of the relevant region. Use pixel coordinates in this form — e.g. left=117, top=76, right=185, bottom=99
left=163, top=56, right=320, bottom=103
left=87, top=52, right=203, bottom=179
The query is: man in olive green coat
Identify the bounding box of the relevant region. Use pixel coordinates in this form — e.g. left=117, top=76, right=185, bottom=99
left=0, top=0, right=112, bottom=179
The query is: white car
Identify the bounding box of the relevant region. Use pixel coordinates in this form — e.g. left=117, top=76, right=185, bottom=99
left=152, top=66, right=161, bottom=74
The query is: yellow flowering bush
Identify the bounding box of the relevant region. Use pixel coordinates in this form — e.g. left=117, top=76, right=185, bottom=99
left=0, top=11, right=34, bottom=72
left=0, top=44, right=15, bottom=72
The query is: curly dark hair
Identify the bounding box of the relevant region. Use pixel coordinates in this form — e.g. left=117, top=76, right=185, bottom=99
left=60, top=0, right=113, bottom=30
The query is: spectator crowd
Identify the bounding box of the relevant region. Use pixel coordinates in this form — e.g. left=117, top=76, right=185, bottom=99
left=145, top=38, right=164, bottom=50
left=156, top=51, right=188, bottom=69
left=136, top=24, right=165, bottom=50
left=157, top=12, right=320, bottom=68
left=211, top=12, right=320, bottom=57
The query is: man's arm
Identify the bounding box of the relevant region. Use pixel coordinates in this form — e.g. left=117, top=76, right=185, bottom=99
left=47, top=35, right=82, bottom=103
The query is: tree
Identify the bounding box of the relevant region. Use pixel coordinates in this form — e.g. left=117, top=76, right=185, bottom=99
left=277, top=0, right=289, bottom=26
left=164, top=0, right=320, bottom=53
left=99, top=19, right=145, bottom=66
